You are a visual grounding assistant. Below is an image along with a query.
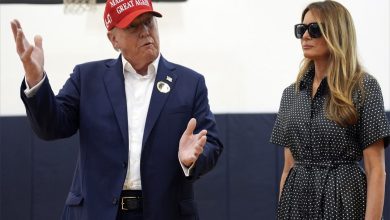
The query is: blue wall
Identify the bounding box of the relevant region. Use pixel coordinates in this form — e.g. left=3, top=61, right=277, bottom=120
left=1, top=114, right=389, bottom=219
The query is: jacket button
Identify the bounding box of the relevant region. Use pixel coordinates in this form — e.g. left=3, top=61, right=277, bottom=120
left=112, top=197, right=118, bottom=205
left=122, top=162, right=127, bottom=168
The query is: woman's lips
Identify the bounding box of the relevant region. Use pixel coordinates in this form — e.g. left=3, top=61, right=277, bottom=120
left=302, top=44, right=313, bottom=49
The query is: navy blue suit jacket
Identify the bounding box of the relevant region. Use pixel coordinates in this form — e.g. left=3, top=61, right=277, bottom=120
left=20, top=55, right=223, bottom=220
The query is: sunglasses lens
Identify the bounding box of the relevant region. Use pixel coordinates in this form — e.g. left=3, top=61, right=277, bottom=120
left=294, top=23, right=322, bottom=39
left=308, top=23, right=322, bottom=38
left=295, top=24, right=306, bottom=39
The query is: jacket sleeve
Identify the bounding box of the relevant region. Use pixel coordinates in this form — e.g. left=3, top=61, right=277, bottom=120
left=187, top=75, right=223, bottom=181
left=20, top=67, right=81, bottom=140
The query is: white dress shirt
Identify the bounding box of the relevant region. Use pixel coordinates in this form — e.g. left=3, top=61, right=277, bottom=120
left=121, top=55, right=158, bottom=190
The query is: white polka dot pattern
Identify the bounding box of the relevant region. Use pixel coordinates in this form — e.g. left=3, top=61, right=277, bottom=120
left=270, top=68, right=390, bottom=219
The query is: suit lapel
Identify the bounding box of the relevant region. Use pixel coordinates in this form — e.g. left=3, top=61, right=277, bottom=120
left=103, top=57, right=129, bottom=148
left=142, top=57, right=177, bottom=147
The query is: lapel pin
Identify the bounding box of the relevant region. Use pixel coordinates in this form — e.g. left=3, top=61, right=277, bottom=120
left=166, top=76, right=172, bottom=82
left=157, top=81, right=171, bottom=93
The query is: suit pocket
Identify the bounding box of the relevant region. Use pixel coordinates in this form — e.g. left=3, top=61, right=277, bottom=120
left=179, top=199, right=197, bottom=216
left=62, top=192, right=84, bottom=220
left=65, top=192, right=84, bottom=206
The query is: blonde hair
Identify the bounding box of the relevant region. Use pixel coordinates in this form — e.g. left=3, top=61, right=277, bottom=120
left=296, top=0, right=365, bottom=127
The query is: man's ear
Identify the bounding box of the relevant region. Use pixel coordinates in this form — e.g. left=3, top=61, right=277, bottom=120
left=107, top=31, right=118, bottom=51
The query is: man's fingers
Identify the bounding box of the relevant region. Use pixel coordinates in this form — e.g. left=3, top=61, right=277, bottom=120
left=183, top=118, right=196, bottom=136
left=180, top=134, right=206, bottom=165
left=13, top=19, right=21, bottom=28
left=197, top=129, right=207, bottom=138
left=15, top=29, right=24, bottom=54
left=10, top=20, right=18, bottom=41
left=194, top=146, right=204, bottom=157
left=197, top=135, right=207, bottom=149
left=10, top=19, right=22, bottom=40
left=194, top=135, right=206, bottom=156
left=34, top=35, right=43, bottom=49
left=20, top=46, right=33, bottom=63
left=15, top=29, right=29, bottom=56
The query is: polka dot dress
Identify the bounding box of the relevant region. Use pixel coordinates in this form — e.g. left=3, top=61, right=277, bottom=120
left=270, top=67, right=390, bottom=220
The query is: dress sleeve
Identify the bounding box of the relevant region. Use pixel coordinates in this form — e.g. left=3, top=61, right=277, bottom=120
left=357, top=74, right=390, bottom=149
left=270, top=87, right=291, bottom=147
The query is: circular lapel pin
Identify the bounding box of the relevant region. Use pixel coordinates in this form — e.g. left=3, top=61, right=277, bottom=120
left=157, top=81, right=170, bottom=93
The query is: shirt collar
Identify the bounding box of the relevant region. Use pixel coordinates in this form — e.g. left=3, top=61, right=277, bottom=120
left=299, top=65, right=329, bottom=95
left=121, top=53, right=161, bottom=79
left=299, top=65, right=315, bottom=90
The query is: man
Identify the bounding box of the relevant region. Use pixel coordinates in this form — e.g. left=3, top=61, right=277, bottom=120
left=10, top=0, right=223, bottom=219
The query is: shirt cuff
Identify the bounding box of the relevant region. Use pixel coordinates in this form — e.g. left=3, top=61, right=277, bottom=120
left=178, top=156, right=195, bottom=177
left=24, top=74, right=46, bottom=98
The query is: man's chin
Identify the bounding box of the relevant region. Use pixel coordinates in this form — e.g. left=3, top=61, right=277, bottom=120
left=143, top=51, right=159, bottom=61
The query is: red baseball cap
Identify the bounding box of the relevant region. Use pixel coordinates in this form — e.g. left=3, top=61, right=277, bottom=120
left=104, top=0, right=162, bottom=31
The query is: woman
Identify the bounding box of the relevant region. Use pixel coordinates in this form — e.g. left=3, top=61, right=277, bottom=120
left=270, top=1, right=390, bottom=219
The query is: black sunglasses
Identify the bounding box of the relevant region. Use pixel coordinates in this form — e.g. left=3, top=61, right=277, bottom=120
left=294, top=22, right=322, bottom=39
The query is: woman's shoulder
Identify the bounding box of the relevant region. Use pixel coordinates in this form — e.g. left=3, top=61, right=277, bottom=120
left=361, top=72, right=383, bottom=93
left=353, top=72, right=384, bottom=107
left=362, top=72, right=377, bottom=82
left=281, top=83, right=297, bottom=97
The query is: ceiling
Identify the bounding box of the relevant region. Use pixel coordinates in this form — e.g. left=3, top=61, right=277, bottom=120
left=0, top=0, right=186, bottom=4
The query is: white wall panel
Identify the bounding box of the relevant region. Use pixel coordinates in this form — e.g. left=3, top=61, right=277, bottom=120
left=1, top=0, right=388, bottom=115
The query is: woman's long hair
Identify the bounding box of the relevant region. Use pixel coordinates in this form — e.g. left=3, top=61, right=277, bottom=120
left=295, top=0, right=365, bottom=127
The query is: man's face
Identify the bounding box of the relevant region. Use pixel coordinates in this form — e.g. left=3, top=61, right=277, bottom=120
left=108, top=13, right=160, bottom=72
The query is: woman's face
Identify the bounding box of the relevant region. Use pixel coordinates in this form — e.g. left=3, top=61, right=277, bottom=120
left=300, top=10, right=330, bottom=61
